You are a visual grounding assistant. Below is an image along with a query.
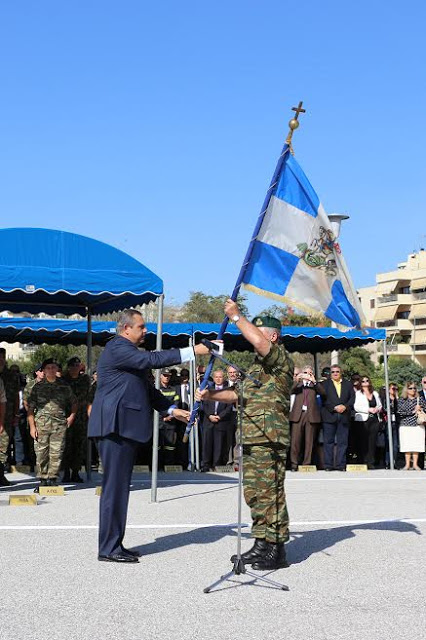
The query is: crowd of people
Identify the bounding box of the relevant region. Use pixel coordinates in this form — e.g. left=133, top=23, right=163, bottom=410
left=0, top=351, right=96, bottom=488
left=289, top=365, right=426, bottom=471
left=1, top=346, right=426, bottom=489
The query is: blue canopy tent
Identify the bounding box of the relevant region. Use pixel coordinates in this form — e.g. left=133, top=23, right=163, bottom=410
left=0, top=317, right=385, bottom=352
left=0, top=228, right=165, bottom=479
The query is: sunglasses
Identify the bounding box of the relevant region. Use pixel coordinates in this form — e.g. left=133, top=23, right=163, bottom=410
left=362, top=379, right=370, bottom=382
left=408, top=386, right=417, bottom=390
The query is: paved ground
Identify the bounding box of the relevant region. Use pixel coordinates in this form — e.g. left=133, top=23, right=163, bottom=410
left=1, top=469, right=425, bottom=640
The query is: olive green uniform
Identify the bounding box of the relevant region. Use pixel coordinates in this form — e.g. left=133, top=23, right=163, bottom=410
left=28, top=379, right=77, bottom=480
left=0, top=368, right=19, bottom=465
left=62, top=374, right=91, bottom=472
left=239, top=342, right=293, bottom=543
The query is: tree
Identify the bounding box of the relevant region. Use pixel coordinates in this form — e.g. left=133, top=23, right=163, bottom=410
left=339, top=347, right=375, bottom=378
left=387, top=357, right=424, bottom=385
left=181, top=292, right=249, bottom=323
left=22, top=344, right=102, bottom=375
left=258, top=304, right=330, bottom=327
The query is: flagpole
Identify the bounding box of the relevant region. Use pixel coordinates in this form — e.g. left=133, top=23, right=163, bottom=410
left=183, top=102, right=306, bottom=442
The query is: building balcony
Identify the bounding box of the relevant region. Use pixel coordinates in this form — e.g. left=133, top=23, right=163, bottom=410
left=376, top=319, right=412, bottom=330
left=377, top=294, right=413, bottom=305
left=387, top=343, right=413, bottom=356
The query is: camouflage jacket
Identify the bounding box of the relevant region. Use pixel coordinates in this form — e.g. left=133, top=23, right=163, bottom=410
left=28, top=379, right=77, bottom=428
left=239, top=342, right=293, bottom=447
left=23, top=377, right=37, bottom=405
left=0, top=367, right=20, bottom=424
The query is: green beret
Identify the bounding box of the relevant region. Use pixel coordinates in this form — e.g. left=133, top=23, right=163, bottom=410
left=252, top=315, right=282, bottom=332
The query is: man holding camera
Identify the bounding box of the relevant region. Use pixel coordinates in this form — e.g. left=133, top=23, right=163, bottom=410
left=289, top=366, right=325, bottom=470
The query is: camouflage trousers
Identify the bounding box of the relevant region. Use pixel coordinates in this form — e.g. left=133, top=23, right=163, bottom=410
left=62, top=418, right=87, bottom=471
left=243, top=445, right=289, bottom=544
left=0, top=420, right=14, bottom=464
left=34, top=422, right=67, bottom=479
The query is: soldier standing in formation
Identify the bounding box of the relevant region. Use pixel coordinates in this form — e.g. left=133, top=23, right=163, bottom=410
left=62, top=356, right=91, bottom=483
left=27, top=359, right=77, bottom=492
left=0, top=378, right=8, bottom=486
left=158, top=368, right=180, bottom=468
left=196, top=300, right=293, bottom=570
left=0, top=348, right=20, bottom=476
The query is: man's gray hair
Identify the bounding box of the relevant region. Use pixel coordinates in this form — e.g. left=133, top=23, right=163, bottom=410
left=117, top=309, right=142, bottom=334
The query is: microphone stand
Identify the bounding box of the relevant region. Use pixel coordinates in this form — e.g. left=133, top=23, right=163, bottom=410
left=202, top=349, right=288, bottom=593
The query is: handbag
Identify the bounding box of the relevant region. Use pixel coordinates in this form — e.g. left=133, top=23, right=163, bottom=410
left=416, top=399, right=426, bottom=425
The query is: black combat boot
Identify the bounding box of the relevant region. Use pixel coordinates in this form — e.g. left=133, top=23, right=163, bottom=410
left=0, top=461, right=11, bottom=486
left=252, top=542, right=289, bottom=570
left=230, top=538, right=268, bottom=564
left=62, top=468, right=71, bottom=483
left=34, top=478, right=48, bottom=494
left=71, top=470, right=84, bottom=483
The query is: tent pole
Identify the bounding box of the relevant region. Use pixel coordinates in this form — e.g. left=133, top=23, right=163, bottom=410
left=313, top=353, right=319, bottom=380
left=383, top=335, right=394, bottom=470
left=188, top=336, right=196, bottom=471
left=86, top=308, right=92, bottom=481
left=151, top=294, right=164, bottom=503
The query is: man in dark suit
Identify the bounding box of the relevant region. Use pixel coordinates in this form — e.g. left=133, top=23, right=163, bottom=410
left=320, top=364, right=355, bottom=471
left=289, top=366, right=325, bottom=470
left=88, top=309, right=207, bottom=563
left=201, top=369, right=234, bottom=471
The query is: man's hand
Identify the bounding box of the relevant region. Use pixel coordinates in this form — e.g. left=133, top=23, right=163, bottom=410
left=172, top=408, right=190, bottom=423
left=194, top=341, right=223, bottom=356
left=0, top=423, right=3, bottom=435
left=30, top=425, right=38, bottom=441
left=224, top=299, right=240, bottom=319
left=66, top=415, right=75, bottom=428
left=208, top=415, right=220, bottom=423
left=163, top=415, right=173, bottom=422
left=195, top=388, right=210, bottom=402
left=334, top=404, right=347, bottom=414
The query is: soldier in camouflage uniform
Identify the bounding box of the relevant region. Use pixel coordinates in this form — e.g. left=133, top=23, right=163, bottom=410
left=0, top=348, right=20, bottom=473
left=62, top=357, right=91, bottom=483
left=197, top=300, right=293, bottom=570
left=27, top=359, right=77, bottom=491
left=0, top=378, right=8, bottom=486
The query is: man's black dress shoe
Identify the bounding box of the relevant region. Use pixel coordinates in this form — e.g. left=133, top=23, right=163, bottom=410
left=324, top=467, right=333, bottom=472
left=98, top=553, right=139, bottom=563
left=121, top=547, right=142, bottom=558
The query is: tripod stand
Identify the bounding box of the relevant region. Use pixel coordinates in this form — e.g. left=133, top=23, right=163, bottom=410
left=202, top=350, right=288, bottom=593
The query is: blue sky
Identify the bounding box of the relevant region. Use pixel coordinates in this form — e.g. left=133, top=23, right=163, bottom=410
left=1, top=1, right=425, bottom=315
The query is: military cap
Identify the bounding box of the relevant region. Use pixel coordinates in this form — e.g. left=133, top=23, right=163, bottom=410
left=161, top=368, right=172, bottom=375
left=67, top=356, right=81, bottom=366
left=252, top=315, right=282, bottom=332
left=33, top=362, right=43, bottom=373
left=41, top=358, right=59, bottom=370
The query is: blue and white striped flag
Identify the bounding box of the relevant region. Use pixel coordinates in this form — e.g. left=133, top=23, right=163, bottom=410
left=242, top=149, right=364, bottom=328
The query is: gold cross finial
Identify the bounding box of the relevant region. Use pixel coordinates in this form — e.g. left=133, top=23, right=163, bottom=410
left=285, top=101, right=306, bottom=154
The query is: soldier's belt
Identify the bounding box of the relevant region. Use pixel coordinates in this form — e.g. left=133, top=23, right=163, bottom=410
left=242, top=442, right=287, bottom=454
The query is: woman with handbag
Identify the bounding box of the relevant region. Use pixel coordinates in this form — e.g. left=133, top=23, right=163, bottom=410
left=353, top=376, right=382, bottom=469
left=396, top=382, right=426, bottom=471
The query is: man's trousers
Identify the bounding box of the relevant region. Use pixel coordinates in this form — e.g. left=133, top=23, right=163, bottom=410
left=98, top=434, right=138, bottom=556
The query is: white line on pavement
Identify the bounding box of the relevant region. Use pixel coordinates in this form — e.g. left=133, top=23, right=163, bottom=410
left=1, top=518, right=426, bottom=531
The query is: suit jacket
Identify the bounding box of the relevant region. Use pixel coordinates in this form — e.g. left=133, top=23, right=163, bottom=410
left=88, top=335, right=184, bottom=443
left=320, top=378, right=355, bottom=424
left=289, top=381, right=325, bottom=423
left=202, top=383, right=234, bottom=432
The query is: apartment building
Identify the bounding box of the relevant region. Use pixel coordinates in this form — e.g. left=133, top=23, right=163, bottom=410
left=358, top=250, right=426, bottom=365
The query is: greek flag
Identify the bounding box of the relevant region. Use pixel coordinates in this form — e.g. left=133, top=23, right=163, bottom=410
left=242, top=148, right=364, bottom=328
